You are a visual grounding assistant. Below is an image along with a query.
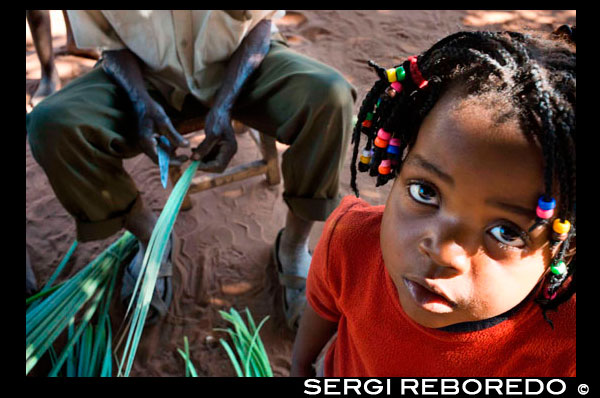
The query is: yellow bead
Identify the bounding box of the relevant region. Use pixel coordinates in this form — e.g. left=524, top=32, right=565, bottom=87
left=552, top=219, right=571, bottom=234
left=386, top=68, right=397, bottom=83
left=360, top=155, right=371, bottom=164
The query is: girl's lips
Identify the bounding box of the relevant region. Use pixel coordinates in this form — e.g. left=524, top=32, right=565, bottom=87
left=402, top=277, right=457, bottom=313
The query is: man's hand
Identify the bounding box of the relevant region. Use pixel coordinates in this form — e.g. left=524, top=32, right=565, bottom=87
left=190, top=107, right=237, bottom=173
left=136, top=97, right=189, bottom=166
left=101, top=49, right=189, bottom=165
left=189, top=18, right=272, bottom=173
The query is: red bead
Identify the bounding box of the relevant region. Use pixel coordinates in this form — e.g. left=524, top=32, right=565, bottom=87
left=378, top=159, right=391, bottom=175
left=408, top=55, right=429, bottom=89
left=362, top=120, right=372, bottom=128
left=374, top=137, right=389, bottom=148
left=544, top=289, right=557, bottom=300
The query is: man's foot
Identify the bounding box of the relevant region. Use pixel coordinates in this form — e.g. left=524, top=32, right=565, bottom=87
left=273, top=228, right=312, bottom=330
left=121, top=237, right=173, bottom=325
left=30, top=69, right=61, bottom=108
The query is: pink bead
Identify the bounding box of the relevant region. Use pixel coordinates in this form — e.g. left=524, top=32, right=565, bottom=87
left=536, top=207, right=554, bottom=219
left=544, top=289, right=557, bottom=300
left=390, top=81, right=403, bottom=93
left=377, top=129, right=392, bottom=141
left=389, top=138, right=401, bottom=146
left=380, top=159, right=391, bottom=167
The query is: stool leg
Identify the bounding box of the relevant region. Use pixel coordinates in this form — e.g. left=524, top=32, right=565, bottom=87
left=259, top=133, right=281, bottom=186
left=168, top=165, right=194, bottom=211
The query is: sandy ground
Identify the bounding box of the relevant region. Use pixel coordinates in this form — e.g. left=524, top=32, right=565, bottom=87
left=26, top=10, right=576, bottom=377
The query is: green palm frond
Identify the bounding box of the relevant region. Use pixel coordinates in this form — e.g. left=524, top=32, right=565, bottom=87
left=118, top=161, right=200, bottom=377
left=178, top=308, right=272, bottom=377
left=25, top=232, right=137, bottom=376
left=214, top=307, right=272, bottom=377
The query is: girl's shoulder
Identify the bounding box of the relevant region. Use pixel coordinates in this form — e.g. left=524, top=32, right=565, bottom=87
left=323, top=195, right=385, bottom=243
left=319, top=195, right=384, bottom=266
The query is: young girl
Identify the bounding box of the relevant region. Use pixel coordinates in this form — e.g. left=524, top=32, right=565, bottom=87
left=291, top=27, right=576, bottom=377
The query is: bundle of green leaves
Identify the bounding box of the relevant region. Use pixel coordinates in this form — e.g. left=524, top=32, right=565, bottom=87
left=179, top=307, right=273, bottom=377
left=26, top=232, right=138, bottom=376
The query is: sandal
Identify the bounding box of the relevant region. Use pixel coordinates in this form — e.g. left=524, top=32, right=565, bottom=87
left=272, top=228, right=308, bottom=331
left=121, top=235, right=174, bottom=325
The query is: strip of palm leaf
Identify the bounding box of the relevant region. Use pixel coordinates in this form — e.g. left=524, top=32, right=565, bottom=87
left=117, top=161, right=200, bottom=377
left=25, top=232, right=137, bottom=375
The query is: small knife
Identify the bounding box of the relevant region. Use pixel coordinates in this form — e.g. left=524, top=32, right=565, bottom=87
left=157, top=136, right=170, bottom=189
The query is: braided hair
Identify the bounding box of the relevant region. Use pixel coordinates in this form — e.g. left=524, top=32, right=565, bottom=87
left=351, top=27, right=576, bottom=327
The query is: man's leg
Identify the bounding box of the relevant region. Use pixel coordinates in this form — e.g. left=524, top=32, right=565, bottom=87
left=232, top=40, right=356, bottom=324
left=27, top=66, right=145, bottom=243
left=27, top=64, right=173, bottom=295
left=26, top=10, right=61, bottom=107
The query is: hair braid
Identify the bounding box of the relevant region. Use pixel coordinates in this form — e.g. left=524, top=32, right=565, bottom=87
left=351, top=29, right=576, bottom=325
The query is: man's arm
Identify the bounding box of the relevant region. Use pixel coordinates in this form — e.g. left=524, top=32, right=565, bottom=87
left=101, top=49, right=189, bottom=164
left=291, top=301, right=338, bottom=377
left=191, top=19, right=272, bottom=172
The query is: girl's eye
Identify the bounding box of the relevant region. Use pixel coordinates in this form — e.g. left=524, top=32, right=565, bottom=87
left=488, top=225, right=526, bottom=248
left=407, top=181, right=439, bottom=206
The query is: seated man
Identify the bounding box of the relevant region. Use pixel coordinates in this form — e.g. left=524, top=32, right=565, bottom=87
left=26, top=10, right=356, bottom=328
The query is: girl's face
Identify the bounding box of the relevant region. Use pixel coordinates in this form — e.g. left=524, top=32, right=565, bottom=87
left=381, top=93, right=553, bottom=328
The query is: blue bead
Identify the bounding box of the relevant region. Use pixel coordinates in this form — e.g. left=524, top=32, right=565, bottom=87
left=387, top=145, right=400, bottom=155
left=538, top=196, right=556, bottom=210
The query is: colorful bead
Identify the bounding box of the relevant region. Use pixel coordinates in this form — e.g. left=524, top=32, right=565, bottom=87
left=543, top=289, right=557, bottom=300
left=366, top=112, right=374, bottom=121
left=386, top=68, right=397, bottom=83
left=374, top=137, right=389, bottom=148
left=390, top=81, right=403, bottom=93
left=550, top=260, right=567, bottom=275
left=360, top=149, right=371, bottom=164
left=536, top=207, right=554, bottom=219
left=552, top=219, right=571, bottom=235
left=408, top=56, right=429, bottom=89
left=377, top=128, right=392, bottom=141
left=387, top=144, right=400, bottom=155
left=389, top=138, right=401, bottom=146
left=378, top=159, right=391, bottom=175
left=362, top=120, right=372, bottom=128
left=538, top=196, right=556, bottom=211
left=396, top=66, right=406, bottom=81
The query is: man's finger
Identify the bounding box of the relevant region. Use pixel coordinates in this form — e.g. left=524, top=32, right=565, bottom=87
left=169, top=154, right=189, bottom=166
left=191, top=135, right=219, bottom=161
left=196, top=142, right=236, bottom=173
left=162, top=117, right=189, bottom=148
left=139, top=136, right=159, bottom=164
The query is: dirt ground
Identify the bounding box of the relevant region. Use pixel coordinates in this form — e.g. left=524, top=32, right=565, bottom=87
left=26, top=10, right=576, bottom=377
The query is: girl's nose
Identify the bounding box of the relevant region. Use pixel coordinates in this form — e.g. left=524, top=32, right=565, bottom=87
left=418, top=223, right=471, bottom=275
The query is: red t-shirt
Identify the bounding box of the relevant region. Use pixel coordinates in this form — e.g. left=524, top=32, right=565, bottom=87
left=306, top=195, right=576, bottom=377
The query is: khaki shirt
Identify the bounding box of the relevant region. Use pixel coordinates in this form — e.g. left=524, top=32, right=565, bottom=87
left=66, top=10, right=285, bottom=110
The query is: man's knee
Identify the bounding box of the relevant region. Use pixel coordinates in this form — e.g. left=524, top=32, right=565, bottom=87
left=27, top=100, right=78, bottom=165
left=309, top=70, right=356, bottom=112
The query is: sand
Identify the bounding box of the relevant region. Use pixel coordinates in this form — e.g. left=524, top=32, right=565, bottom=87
left=26, top=10, right=576, bottom=377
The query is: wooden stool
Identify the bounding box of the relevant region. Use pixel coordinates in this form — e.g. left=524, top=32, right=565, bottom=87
left=168, top=118, right=281, bottom=211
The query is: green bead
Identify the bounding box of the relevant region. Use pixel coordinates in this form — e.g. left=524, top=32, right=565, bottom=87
left=550, top=260, right=567, bottom=275
left=396, top=66, right=406, bottom=81
left=366, top=112, right=374, bottom=121
left=376, top=99, right=381, bottom=107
